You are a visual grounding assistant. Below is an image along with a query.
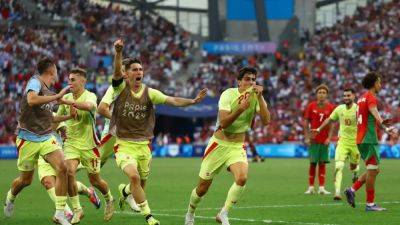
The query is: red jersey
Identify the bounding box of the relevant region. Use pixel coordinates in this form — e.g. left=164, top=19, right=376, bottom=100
left=356, top=91, right=379, bottom=144
left=304, top=101, right=336, bottom=144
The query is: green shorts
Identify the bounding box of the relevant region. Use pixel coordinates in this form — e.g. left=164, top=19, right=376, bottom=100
left=114, top=139, right=152, bottom=180
left=16, top=136, right=61, bottom=172
left=199, top=136, right=247, bottom=180
left=309, top=143, right=330, bottom=164
left=335, top=142, right=360, bottom=164
left=64, top=145, right=101, bottom=174
left=99, top=134, right=116, bottom=165
left=357, top=143, right=380, bottom=168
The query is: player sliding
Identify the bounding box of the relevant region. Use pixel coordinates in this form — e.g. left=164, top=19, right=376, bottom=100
left=112, top=39, right=207, bottom=225
left=312, top=88, right=360, bottom=200
left=344, top=72, right=398, bottom=211
left=184, top=67, right=270, bottom=225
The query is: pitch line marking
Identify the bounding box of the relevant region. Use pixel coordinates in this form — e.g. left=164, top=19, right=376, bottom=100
left=115, top=211, right=339, bottom=225
left=150, top=201, right=400, bottom=212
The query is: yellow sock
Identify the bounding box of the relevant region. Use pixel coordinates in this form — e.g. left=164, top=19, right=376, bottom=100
left=224, top=183, right=245, bottom=211
left=47, top=187, right=57, bottom=202
left=70, top=195, right=82, bottom=210
left=103, top=189, right=113, bottom=202
left=188, top=188, right=202, bottom=213
left=55, top=196, right=68, bottom=210
left=7, top=190, right=16, bottom=202
left=334, top=161, right=344, bottom=195
left=124, top=183, right=131, bottom=195
left=138, top=200, right=151, bottom=216
left=76, top=181, right=89, bottom=196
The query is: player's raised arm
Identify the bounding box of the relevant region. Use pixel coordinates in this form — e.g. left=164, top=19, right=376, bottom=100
left=254, top=84, right=270, bottom=125
left=113, top=39, right=124, bottom=82
left=165, top=88, right=207, bottom=107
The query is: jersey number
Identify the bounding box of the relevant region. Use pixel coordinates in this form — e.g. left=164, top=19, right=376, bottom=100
left=238, top=92, right=250, bottom=105
left=319, top=113, right=324, bottom=122
left=344, top=119, right=352, bottom=126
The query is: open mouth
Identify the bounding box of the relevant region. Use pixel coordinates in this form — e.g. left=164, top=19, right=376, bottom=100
left=135, top=77, right=142, bottom=81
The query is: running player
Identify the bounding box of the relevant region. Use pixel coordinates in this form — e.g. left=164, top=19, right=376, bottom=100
left=3, top=58, right=71, bottom=225
left=97, top=85, right=140, bottom=212
left=58, top=68, right=114, bottom=223
left=344, top=72, right=398, bottom=211
left=184, top=67, right=270, bottom=225
left=312, top=88, right=360, bottom=200
left=304, top=84, right=335, bottom=195
left=112, top=39, right=207, bottom=225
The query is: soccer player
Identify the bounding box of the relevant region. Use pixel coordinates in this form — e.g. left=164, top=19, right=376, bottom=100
left=58, top=68, right=114, bottom=223
left=97, top=85, right=140, bottom=212
left=184, top=67, right=270, bottom=225
left=303, top=84, right=335, bottom=195
left=38, top=119, right=102, bottom=222
left=311, top=88, right=360, bottom=200
left=112, top=39, right=207, bottom=225
left=3, top=58, right=72, bottom=225
left=344, top=72, right=398, bottom=211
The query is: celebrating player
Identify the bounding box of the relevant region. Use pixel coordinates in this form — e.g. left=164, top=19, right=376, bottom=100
left=58, top=68, right=114, bottom=223
left=112, top=39, right=207, bottom=225
left=3, top=58, right=72, bottom=225
left=184, top=67, right=270, bottom=225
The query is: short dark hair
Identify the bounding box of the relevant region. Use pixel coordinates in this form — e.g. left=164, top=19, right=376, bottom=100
left=70, top=68, right=87, bottom=78
left=122, top=58, right=142, bottom=71
left=315, top=84, right=329, bottom=93
left=237, top=67, right=257, bottom=80
left=37, top=57, right=55, bottom=75
left=362, top=72, right=381, bottom=89
left=343, top=88, right=355, bottom=93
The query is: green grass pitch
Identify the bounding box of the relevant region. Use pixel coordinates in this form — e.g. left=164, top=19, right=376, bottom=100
left=1, top=158, right=400, bottom=225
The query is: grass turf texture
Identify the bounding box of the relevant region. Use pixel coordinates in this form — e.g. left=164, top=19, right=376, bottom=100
left=1, top=158, right=400, bottom=225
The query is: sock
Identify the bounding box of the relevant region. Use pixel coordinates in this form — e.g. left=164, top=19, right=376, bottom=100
left=351, top=180, right=364, bottom=192
left=76, top=181, right=89, bottom=196
left=123, top=183, right=131, bottom=197
left=7, top=189, right=16, bottom=203
left=70, top=195, right=82, bottom=210
left=138, top=200, right=151, bottom=217
left=318, top=164, right=326, bottom=186
left=47, top=187, right=57, bottom=202
left=103, top=189, right=113, bottom=202
left=366, top=189, right=375, bottom=204
left=188, top=188, right=203, bottom=214
left=308, top=164, right=316, bottom=186
left=55, top=196, right=68, bottom=210
left=334, top=161, right=344, bottom=195
left=224, top=183, right=246, bottom=211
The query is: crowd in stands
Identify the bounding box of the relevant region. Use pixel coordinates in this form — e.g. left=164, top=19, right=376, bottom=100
left=0, top=0, right=399, bottom=145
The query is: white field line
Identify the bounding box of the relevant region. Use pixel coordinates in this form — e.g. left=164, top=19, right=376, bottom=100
left=115, top=211, right=339, bottom=225
left=150, top=201, right=400, bottom=212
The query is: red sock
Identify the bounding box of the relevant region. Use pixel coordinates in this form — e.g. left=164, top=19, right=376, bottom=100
left=352, top=180, right=364, bottom=192
left=318, top=164, right=326, bottom=186
left=366, top=189, right=375, bottom=204
left=308, top=164, right=316, bottom=186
